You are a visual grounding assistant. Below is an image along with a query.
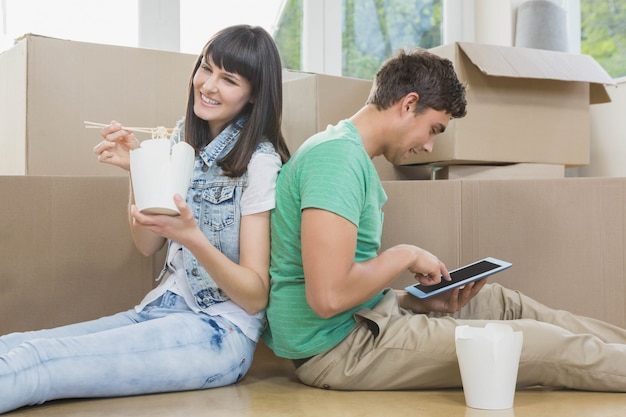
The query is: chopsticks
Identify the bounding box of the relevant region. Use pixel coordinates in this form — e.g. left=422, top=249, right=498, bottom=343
left=83, top=121, right=178, bottom=138
left=84, top=121, right=154, bottom=134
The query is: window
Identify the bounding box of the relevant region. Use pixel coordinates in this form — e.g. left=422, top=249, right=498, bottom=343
left=274, top=0, right=442, bottom=80
left=0, top=0, right=284, bottom=56
left=580, top=0, right=626, bottom=78
left=0, top=0, right=138, bottom=52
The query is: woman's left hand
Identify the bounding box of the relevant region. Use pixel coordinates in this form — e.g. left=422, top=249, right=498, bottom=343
left=130, top=194, right=203, bottom=246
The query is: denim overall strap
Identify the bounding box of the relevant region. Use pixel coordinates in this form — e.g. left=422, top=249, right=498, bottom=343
left=181, top=117, right=248, bottom=309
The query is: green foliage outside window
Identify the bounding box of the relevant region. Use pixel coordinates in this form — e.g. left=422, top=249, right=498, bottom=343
left=274, top=1, right=625, bottom=80
left=581, top=0, right=626, bottom=78
left=273, top=0, right=302, bottom=72
left=273, top=0, right=442, bottom=80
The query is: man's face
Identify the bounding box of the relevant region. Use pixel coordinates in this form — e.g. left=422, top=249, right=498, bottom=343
left=386, top=108, right=451, bottom=165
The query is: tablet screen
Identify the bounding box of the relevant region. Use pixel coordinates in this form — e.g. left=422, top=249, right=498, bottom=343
left=414, top=260, right=501, bottom=294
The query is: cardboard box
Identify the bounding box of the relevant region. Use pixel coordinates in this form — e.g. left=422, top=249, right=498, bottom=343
left=373, top=156, right=432, bottom=180
left=0, top=34, right=196, bottom=176
left=401, top=42, right=615, bottom=167
left=433, top=163, right=565, bottom=180
left=381, top=177, right=626, bottom=328
left=374, top=161, right=565, bottom=181
left=0, top=38, right=372, bottom=175
left=0, top=176, right=163, bottom=334
left=4, top=176, right=625, bottom=335
left=282, top=70, right=372, bottom=153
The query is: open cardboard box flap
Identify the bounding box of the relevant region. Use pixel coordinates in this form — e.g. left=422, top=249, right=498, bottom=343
left=452, top=42, right=615, bottom=104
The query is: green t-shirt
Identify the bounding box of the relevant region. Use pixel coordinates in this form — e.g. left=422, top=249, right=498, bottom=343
left=263, top=120, right=387, bottom=359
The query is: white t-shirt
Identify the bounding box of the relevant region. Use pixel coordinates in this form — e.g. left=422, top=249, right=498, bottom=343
left=136, top=152, right=281, bottom=342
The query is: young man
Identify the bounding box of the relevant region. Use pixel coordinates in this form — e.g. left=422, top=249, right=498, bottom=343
left=263, top=48, right=626, bottom=391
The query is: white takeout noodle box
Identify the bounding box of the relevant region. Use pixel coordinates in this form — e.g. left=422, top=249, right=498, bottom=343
left=455, top=323, right=523, bottom=410
left=130, top=138, right=194, bottom=215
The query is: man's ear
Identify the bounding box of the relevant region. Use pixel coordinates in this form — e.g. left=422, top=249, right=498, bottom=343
left=403, top=92, right=420, bottom=113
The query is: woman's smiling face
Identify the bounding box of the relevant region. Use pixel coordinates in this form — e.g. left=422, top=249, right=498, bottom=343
left=192, top=56, right=253, bottom=137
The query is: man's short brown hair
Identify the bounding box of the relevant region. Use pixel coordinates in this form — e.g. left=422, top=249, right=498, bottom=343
left=366, top=48, right=467, bottom=119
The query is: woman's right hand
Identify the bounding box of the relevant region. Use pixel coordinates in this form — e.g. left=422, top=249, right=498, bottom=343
left=93, top=121, right=140, bottom=171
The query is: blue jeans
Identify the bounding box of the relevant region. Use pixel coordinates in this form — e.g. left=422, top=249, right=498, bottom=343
left=0, top=291, right=256, bottom=414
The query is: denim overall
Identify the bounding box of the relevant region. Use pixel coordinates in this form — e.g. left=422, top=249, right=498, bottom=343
left=169, top=116, right=278, bottom=309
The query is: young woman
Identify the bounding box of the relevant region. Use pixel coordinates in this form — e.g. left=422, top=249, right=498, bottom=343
left=0, top=24, right=289, bottom=414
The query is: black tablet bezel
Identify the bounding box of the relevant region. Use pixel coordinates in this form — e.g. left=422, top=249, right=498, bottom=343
left=405, top=257, right=512, bottom=299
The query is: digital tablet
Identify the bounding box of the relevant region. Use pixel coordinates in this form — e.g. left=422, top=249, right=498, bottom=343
left=405, top=257, right=512, bottom=299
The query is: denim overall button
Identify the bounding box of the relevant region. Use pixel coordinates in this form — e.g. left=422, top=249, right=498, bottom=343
left=191, top=268, right=199, bottom=276
left=193, top=194, right=202, bottom=202
left=201, top=164, right=209, bottom=172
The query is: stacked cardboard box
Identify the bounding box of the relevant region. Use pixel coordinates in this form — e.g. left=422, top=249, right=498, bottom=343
left=0, top=36, right=375, bottom=176
left=0, top=176, right=160, bottom=333
left=282, top=69, right=372, bottom=153
left=4, top=36, right=612, bottom=178
left=400, top=42, right=615, bottom=168
left=432, top=163, right=565, bottom=180
left=0, top=34, right=197, bottom=176
left=381, top=178, right=626, bottom=328
left=283, top=44, right=614, bottom=179
left=3, top=175, right=624, bottom=332
left=1, top=37, right=624, bottom=333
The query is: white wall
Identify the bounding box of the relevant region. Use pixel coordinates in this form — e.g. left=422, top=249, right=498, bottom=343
left=579, top=79, right=626, bottom=178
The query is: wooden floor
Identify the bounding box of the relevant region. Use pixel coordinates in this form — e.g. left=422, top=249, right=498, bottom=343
left=7, top=343, right=626, bottom=417
left=8, top=384, right=626, bottom=417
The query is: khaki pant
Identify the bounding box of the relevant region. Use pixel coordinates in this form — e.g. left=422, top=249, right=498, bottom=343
left=295, top=284, right=626, bottom=391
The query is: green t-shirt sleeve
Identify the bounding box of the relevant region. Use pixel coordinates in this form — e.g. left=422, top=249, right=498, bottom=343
left=297, top=139, right=369, bottom=227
